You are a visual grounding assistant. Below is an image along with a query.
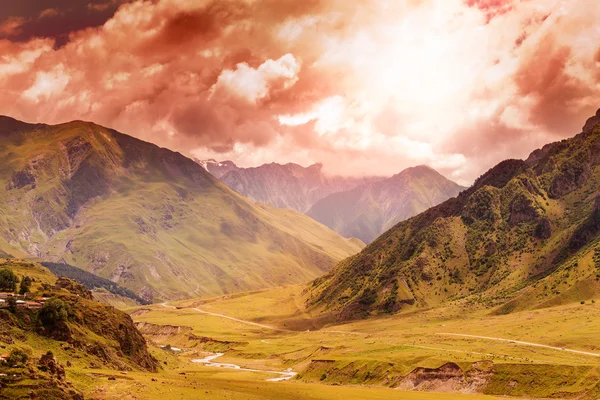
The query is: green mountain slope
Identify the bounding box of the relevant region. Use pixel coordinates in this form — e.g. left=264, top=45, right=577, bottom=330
left=0, top=259, right=157, bottom=399
left=0, top=116, right=363, bottom=302
left=306, top=165, right=465, bottom=243
left=309, top=110, right=600, bottom=320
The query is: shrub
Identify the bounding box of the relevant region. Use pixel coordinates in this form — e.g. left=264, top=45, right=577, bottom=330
left=7, top=297, right=16, bottom=313
left=0, top=269, right=19, bottom=292
left=581, top=301, right=585, bottom=305
left=19, top=276, right=32, bottom=295
left=38, top=298, right=70, bottom=327
left=6, top=348, right=29, bottom=367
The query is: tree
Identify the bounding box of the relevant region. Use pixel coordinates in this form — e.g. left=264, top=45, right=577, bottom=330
left=38, top=298, right=69, bottom=327
left=0, top=269, right=19, bottom=292
left=7, top=296, right=16, bottom=313
left=19, top=276, right=32, bottom=295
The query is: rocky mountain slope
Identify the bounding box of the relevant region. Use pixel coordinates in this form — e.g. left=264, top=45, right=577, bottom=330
left=309, top=109, right=600, bottom=320
left=306, top=166, right=465, bottom=243
left=0, top=259, right=157, bottom=399
left=196, top=159, right=384, bottom=213
left=0, top=116, right=363, bottom=302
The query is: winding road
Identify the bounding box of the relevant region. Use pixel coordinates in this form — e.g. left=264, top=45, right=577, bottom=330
left=160, top=302, right=364, bottom=335
left=436, top=333, right=600, bottom=357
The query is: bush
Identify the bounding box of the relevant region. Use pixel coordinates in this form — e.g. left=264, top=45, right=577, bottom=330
left=0, top=269, right=19, bottom=292
left=38, top=298, right=69, bottom=327
left=581, top=301, right=585, bottom=305
left=7, top=297, right=16, bottom=313
left=6, top=348, right=29, bottom=367
left=19, top=276, right=32, bottom=295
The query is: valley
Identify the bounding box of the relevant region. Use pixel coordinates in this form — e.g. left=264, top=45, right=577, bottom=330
left=1, top=1, right=598, bottom=398
left=2, top=258, right=599, bottom=399
left=122, top=286, right=600, bottom=399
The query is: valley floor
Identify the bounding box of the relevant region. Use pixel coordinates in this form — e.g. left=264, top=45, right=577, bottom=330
left=91, top=285, right=600, bottom=400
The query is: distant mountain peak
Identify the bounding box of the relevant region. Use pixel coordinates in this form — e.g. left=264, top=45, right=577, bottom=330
left=203, top=160, right=386, bottom=212
left=307, top=165, right=464, bottom=243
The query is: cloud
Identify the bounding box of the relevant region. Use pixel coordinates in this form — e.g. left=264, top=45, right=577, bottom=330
left=0, top=17, right=26, bottom=37
left=38, top=9, right=59, bottom=19
left=211, top=54, right=300, bottom=104
left=0, top=0, right=599, bottom=185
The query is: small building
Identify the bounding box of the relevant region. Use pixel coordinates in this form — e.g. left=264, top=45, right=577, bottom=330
left=0, top=293, right=15, bottom=299
left=25, top=302, right=42, bottom=309
left=0, top=299, right=5, bottom=307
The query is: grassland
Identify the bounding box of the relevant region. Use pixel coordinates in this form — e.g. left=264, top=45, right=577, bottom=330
left=121, top=286, right=600, bottom=399
left=3, top=259, right=597, bottom=399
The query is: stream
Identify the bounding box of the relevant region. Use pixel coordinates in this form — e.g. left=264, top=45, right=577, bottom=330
left=191, top=353, right=297, bottom=382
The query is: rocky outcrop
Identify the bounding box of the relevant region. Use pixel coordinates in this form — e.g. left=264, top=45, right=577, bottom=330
left=134, top=321, right=192, bottom=337
left=6, top=169, right=36, bottom=190
left=508, top=194, right=539, bottom=225
left=38, top=352, right=66, bottom=381
left=583, top=108, right=600, bottom=132
left=534, top=217, right=552, bottom=239
left=397, top=362, right=493, bottom=393
left=55, top=277, right=93, bottom=300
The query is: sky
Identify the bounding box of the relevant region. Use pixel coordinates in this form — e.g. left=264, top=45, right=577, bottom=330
left=1, top=0, right=599, bottom=185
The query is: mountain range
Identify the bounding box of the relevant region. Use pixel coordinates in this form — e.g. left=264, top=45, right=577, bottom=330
left=306, top=165, right=465, bottom=243
left=309, top=109, right=600, bottom=321
left=0, top=116, right=363, bottom=302
left=197, top=159, right=465, bottom=244
left=195, top=159, right=384, bottom=213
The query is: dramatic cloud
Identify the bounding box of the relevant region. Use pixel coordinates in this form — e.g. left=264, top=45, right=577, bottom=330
left=0, top=0, right=599, bottom=184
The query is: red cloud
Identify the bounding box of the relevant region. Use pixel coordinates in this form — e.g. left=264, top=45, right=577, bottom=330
left=0, top=0, right=599, bottom=185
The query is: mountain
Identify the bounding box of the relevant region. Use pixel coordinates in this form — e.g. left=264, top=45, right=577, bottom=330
left=196, top=159, right=384, bottom=213
left=309, top=109, right=600, bottom=320
left=306, top=165, right=465, bottom=243
left=194, top=158, right=239, bottom=178
left=0, top=116, right=363, bottom=302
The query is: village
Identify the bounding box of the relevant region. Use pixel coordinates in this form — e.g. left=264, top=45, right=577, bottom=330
left=0, top=292, right=48, bottom=310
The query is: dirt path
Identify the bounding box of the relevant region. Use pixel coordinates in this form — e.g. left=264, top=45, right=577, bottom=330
left=436, top=333, right=600, bottom=357
left=191, top=307, right=292, bottom=332
left=161, top=302, right=291, bottom=332
left=161, top=303, right=366, bottom=335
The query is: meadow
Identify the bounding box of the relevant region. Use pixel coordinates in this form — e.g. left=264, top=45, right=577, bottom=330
left=123, top=286, right=600, bottom=399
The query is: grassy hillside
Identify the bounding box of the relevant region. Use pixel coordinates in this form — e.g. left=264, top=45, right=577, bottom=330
left=41, top=262, right=148, bottom=305
left=309, top=114, right=600, bottom=320
left=307, top=165, right=465, bottom=243
left=0, top=259, right=157, bottom=399
left=0, top=116, right=362, bottom=302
